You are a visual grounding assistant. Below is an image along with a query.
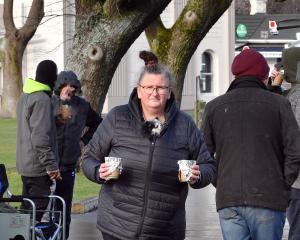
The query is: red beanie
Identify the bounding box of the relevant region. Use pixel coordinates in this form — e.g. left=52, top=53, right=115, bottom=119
left=231, top=48, right=270, bottom=81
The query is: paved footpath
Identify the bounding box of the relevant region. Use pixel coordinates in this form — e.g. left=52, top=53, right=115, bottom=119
left=69, top=185, right=289, bottom=240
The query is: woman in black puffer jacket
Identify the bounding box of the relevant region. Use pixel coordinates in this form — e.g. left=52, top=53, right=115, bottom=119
left=81, top=51, right=216, bottom=240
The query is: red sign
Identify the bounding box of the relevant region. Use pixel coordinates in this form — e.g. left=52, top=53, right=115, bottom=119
left=269, top=20, right=278, bottom=35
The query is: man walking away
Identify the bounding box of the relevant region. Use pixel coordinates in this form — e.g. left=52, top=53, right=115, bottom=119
left=201, top=48, right=300, bottom=240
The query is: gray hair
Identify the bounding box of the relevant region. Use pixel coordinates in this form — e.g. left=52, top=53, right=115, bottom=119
left=137, top=64, right=173, bottom=87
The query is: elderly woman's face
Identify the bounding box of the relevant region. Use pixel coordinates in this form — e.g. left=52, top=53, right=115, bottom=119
left=137, top=73, right=171, bottom=112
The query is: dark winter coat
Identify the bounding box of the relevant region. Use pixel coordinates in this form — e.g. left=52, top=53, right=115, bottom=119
left=201, top=76, right=300, bottom=212
left=287, top=85, right=300, bottom=189
left=82, top=88, right=216, bottom=240
left=282, top=47, right=300, bottom=190
left=52, top=96, right=102, bottom=172
left=16, top=78, right=58, bottom=177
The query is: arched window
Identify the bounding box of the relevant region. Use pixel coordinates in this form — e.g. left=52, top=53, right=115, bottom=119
left=200, top=52, right=213, bottom=93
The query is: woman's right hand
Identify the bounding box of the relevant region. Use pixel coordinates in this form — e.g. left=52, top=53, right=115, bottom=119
left=99, top=163, right=111, bottom=180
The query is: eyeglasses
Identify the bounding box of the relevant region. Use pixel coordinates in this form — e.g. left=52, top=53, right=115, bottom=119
left=139, top=85, right=170, bottom=95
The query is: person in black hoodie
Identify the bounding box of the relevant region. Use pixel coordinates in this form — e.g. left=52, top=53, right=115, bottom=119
left=201, top=48, right=300, bottom=240
left=52, top=71, right=102, bottom=239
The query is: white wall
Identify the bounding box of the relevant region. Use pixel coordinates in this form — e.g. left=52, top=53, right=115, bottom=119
left=24, top=0, right=64, bottom=80
left=250, top=0, right=267, bottom=15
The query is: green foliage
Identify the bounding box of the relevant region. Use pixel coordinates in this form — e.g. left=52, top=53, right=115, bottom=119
left=73, top=172, right=100, bottom=201
left=0, top=118, right=99, bottom=201
left=6, top=169, right=22, bottom=195
left=0, top=118, right=17, bottom=169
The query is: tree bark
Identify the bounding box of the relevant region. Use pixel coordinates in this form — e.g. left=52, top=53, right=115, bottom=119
left=267, top=0, right=300, bottom=14
left=67, top=0, right=171, bottom=113
left=68, top=0, right=233, bottom=112
left=0, top=0, right=44, bottom=118
left=235, top=0, right=251, bottom=15
left=145, top=0, right=233, bottom=106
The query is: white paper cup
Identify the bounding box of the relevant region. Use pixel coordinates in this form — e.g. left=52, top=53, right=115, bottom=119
left=177, top=160, right=196, bottom=182
left=60, top=104, right=72, bottom=120
left=105, top=157, right=122, bottom=180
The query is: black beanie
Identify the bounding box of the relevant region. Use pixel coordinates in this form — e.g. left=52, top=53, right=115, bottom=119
left=35, top=60, right=57, bottom=89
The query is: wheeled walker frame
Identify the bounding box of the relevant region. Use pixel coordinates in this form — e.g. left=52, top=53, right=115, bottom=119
left=0, top=164, right=66, bottom=240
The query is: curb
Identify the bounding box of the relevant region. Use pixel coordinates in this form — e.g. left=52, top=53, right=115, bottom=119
left=71, top=196, right=98, bottom=214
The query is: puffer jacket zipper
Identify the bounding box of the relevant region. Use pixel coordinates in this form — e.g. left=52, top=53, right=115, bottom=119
left=136, top=138, right=156, bottom=238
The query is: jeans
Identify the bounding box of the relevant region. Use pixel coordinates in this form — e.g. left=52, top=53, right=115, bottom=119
left=218, top=206, right=285, bottom=240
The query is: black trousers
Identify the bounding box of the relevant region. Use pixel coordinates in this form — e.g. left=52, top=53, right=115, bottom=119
left=287, top=188, right=300, bottom=240
left=21, top=175, right=52, bottom=221
left=102, top=232, right=121, bottom=240
left=55, top=170, right=76, bottom=239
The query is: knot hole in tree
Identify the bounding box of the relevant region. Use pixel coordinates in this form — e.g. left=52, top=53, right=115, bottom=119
left=184, top=10, right=197, bottom=25
left=14, top=30, right=21, bottom=40
left=88, top=45, right=103, bottom=62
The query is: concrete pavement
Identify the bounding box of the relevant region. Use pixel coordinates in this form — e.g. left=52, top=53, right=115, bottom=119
left=69, top=185, right=289, bottom=240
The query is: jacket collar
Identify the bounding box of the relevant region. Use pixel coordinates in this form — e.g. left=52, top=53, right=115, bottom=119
left=227, top=76, right=268, bottom=92
left=23, top=78, right=51, bottom=93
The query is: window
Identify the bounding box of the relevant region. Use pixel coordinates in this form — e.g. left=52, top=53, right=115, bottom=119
left=200, top=52, right=213, bottom=93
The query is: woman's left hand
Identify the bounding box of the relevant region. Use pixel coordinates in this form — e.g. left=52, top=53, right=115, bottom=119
left=189, top=164, right=201, bottom=185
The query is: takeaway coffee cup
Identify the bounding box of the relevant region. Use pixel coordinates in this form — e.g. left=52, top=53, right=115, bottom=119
left=60, top=104, right=72, bottom=120
left=177, top=160, right=196, bottom=182
left=105, top=157, right=122, bottom=180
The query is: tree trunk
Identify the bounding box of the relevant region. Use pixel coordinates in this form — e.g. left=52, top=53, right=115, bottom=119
left=67, top=0, right=171, bottom=113
left=0, top=0, right=44, bottom=118
left=0, top=38, right=24, bottom=118
left=145, top=0, right=233, bottom=106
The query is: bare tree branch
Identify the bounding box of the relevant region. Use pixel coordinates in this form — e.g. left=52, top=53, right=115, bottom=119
left=144, top=0, right=233, bottom=105
left=3, top=0, right=16, bottom=33
left=21, top=0, right=44, bottom=38
left=1, top=0, right=45, bottom=117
